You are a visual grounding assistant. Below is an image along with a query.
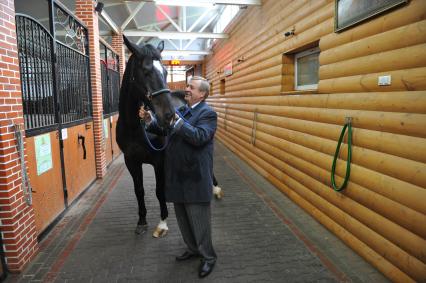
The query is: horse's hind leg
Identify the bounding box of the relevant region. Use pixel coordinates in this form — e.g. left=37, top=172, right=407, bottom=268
left=152, top=164, right=169, bottom=238
left=213, top=174, right=218, bottom=186
left=212, top=173, right=224, bottom=200
left=124, top=155, right=147, bottom=234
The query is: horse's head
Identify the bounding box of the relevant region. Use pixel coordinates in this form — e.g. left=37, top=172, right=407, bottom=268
left=123, top=35, right=175, bottom=128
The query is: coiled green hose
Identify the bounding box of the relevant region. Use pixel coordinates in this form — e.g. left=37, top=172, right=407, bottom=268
left=331, top=118, right=352, bottom=191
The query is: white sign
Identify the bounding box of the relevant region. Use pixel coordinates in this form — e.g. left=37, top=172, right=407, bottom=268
left=35, top=133, right=53, bottom=176
left=61, top=128, right=68, bottom=140
left=224, top=61, right=233, bottom=76
left=103, top=119, right=109, bottom=139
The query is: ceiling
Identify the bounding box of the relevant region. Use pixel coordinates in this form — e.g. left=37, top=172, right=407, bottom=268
left=13, top=0, right=261, bottom=61
left=97, top=0, right=261, bottom=61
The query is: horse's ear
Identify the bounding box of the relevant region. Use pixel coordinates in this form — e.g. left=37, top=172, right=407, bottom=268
left=157, top=41, right=164, bottom=53
left=123, top=35, right=140, bottom=56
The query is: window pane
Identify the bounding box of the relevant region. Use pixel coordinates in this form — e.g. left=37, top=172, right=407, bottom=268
left=297, top=52, right=319, bottom=86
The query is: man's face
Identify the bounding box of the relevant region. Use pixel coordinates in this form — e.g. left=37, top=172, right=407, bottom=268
left=185, top=79, right=205, bottom=106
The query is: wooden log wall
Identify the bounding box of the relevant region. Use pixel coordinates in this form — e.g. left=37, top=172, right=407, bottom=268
left=205, top=0, right=426, bottom=282
left=169, top=81, right=187, bottom=90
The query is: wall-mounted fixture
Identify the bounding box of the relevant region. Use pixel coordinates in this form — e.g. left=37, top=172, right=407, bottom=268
left=94, top=1, right=104, bottom=13
left=237, top=56, right=245, bottom=63
left=284, top=27, right=295, bottom=37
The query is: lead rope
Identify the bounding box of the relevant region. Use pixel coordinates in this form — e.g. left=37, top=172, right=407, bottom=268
left=140, top=106, right=190, bottom=152
left=140, top=120, right=169, bottom=152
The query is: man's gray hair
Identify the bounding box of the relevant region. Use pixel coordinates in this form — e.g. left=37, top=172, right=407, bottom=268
left=191, top=76, right=210, bottom=99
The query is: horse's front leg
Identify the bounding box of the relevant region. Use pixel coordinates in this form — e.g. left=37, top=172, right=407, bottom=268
left=152, top=163, right=168, bottom=238
left=124, top=155, right=147, bottom=234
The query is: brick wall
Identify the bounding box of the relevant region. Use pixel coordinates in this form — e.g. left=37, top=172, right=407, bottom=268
left=75, top=0, right=106, bottom=178
left=111, top=34, right=126, bottom=79
left=0, top=0, right=38, bottom=272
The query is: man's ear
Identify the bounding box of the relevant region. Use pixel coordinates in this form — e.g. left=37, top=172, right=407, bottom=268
left=157, top=40, right=164, bottom=53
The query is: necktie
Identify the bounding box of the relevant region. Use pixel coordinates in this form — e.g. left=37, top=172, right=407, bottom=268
left=178, top=105, right=190, bottom=117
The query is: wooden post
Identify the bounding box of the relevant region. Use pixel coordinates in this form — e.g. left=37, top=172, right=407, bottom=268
left=75, top=0, right=106, bottom=178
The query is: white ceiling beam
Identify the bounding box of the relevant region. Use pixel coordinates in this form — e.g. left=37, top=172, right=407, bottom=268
left=154, top=26, right=179, bottom=50
left=183, top=7, right=187, bottom=31
left=140, top=0, right=261, bottom=6
left=121, top=2, right=146, bottom=30
left=123, top=3, right=145, bottom=45
left=155, top=4, right=182, bottom=32
left=123, top=30, right=228, bottom=39
left=187, top=7, right=213, bottom=32
left=100, top=10, right=120, bottom=34
left=137, top=37, right=145, bottom=45
left=104, top=3, right=122, bottom=8
left=135, top=12, right=206, bottom=29
left=183, top=12, right=218, bottom=50
left=162, top=50, right=212, bottom=56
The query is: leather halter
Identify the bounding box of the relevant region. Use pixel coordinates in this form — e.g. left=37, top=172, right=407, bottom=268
left=147, top=88, right=171, bottom=102
left=128, top=58, right=170, bottom=112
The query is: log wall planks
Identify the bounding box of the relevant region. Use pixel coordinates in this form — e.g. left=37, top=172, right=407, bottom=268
left=205, top=0, right=426, bottom=281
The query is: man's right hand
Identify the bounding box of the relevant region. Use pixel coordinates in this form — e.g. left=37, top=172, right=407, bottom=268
left=139, top=107, right=152, bottom=124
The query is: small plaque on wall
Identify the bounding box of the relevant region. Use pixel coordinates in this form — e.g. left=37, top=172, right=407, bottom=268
left=335, top=0, right=408, bottom=32
left=224, top=61, right=233, bottom=76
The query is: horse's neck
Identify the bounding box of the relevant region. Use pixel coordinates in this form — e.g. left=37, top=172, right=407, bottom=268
left=170, top=90, right=186, bottom=110
left=119, top=84, right=142, bottom=128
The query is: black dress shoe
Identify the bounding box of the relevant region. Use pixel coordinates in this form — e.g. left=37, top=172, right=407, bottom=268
left=198, top=261, right=215, bottom=278
left=175, top=251, right=197, bottom=261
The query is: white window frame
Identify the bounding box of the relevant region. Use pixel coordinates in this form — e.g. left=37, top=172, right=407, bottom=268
left=294, top=47, right=320, bottom=90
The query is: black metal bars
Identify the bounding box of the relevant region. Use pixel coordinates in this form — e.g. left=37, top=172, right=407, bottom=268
left=16, top=14, right=56, bottom=133
left=56, top=41, right=91, bottom=124
left=16, top=5, right=92, bottom=135
left=100, top=42, right=120, bottom=116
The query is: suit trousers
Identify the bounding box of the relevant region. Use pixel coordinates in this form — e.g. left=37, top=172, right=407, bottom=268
left=174, top=202, right=217, bottom=263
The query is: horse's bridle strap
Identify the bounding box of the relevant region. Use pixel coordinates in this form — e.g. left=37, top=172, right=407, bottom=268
left=151, top=88, right=171, bottom=97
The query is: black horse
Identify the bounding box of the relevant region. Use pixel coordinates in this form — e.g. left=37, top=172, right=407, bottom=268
left=116, top=36, right=223, bottom=237
left=116, top=36, right=176, bottom=236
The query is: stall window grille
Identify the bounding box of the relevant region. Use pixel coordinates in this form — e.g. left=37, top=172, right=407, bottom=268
left=16, top=14, right=57, bottom=132
left=16, top=4, right=92, bottom=134
left=56, top=42, right=91, bottom=124
left=294, top=47, right=320, bottom=90
left=53, top=2, right=88, bottom=55
left=100, top=42, right=120, bottom=116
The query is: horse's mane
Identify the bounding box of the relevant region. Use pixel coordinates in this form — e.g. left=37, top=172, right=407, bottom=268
left=139, top=44, right=162, bottom=61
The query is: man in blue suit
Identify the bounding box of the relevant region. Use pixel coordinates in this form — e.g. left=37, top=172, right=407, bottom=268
left=140, top=76, right=217, bottom=278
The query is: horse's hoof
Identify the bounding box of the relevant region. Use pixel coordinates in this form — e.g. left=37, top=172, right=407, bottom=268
left=135, top=224, right=148, bottom=235
left=152, top=227, right=168, bottom=238
left=153, top=220, right=168, bottom=238
left=213, top=186, right=224, bottom=200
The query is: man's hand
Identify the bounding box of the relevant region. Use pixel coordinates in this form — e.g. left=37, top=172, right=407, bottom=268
left=139, top=107, right=152, bottom=124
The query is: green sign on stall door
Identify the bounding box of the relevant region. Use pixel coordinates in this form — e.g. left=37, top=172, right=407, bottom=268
left=35, top=133, right=53, bottom=176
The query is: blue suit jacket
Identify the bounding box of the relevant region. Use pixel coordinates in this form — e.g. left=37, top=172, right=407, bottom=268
left=148, top=101, right=217, bottom=203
